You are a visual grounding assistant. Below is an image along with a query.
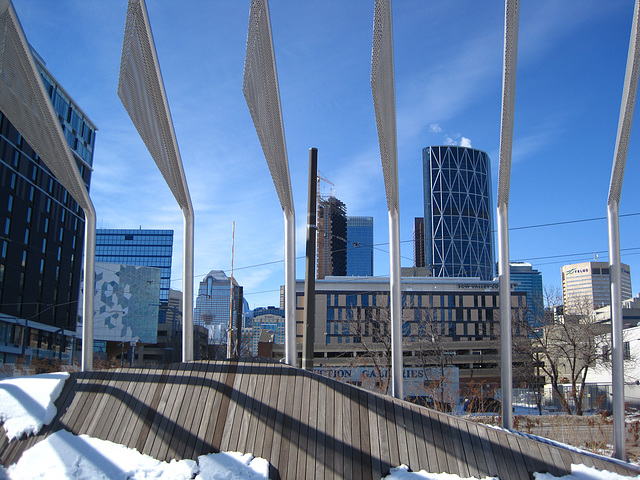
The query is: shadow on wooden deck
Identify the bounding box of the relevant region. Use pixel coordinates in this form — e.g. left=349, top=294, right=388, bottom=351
left=1, top=360, right=639, bottom=480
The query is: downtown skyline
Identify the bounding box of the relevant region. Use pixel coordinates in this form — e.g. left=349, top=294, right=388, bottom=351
left=13, top=0, right=640, bottom=309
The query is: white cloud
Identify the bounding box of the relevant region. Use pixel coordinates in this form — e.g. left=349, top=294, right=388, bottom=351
left=428, top=124, right=442, bottom=133
left=460, top=137, right=472, bottom=148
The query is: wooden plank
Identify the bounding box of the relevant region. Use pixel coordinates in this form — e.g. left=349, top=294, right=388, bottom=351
left=237, top=362, right=261, bottom=454
left=269, top=364, right=292, bottom=475
left=134, top=368, right=170, bottom=454
left=175, top=361, right=214, bottom=460
left=333, top=381, right=351, bottom=478
left=464, top=420, right=489, bottom=477
left=515, top=434, right=547, bottom=477
left=323, top=376, right=337, bottom=480
left=244, top=363, right=270, bottom=457
left=305, top=370, right=319, bottom=480
left=65, top=371, right=105, bottom=434
left=196, top=361, right=230, bottom=456
left=349, top=383, right=362, bottom=480
left=393, top=400, right=409, bottom=468
left=384, top=394, right=400, bottom=469
left=211, top=361, right=237, bottom=450
left=169, top=362, right=206, bottom=459
left=256, top=363, right=282, bottom=464
left=503, top=432, right=531, bottom=480
left=447, top=415, right=471, bottom=477
left=146, top=363, right=188, bottom=459
left=157, top=363, right=196, bottom=461
left=96, top=369, right=142, bottom=442
left=87, top=371, right=129, bottom=439
left=366, top=392, right=383, bottom=480
left=113, top=368, right=160, bottom=447
left=295, top=371, right=312, bottom=480
left=358, top=388, right=373, bottom=480
left=286, top=370, right=304, bottom=480
left=413, top=404, right=438, bottom=474
left=222, top=362, right=251, bottom=452
left=484, top=421, right=511, bottom=479
left=401, top=403, right=420, bottom=472
left=314, top=374, right=328, bottom=480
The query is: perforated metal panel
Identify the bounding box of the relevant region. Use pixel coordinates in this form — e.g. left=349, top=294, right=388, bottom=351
left=118, top=0, right=192, bottom=212
left=243, top=0, right=293, bottom=214
left=496, top=0, right=519, bottom=208
left=0, top=1, right=92, bottom=212
left=371, top=0, right=399, bottom=213
left=608, top=0, right=640, bottom=205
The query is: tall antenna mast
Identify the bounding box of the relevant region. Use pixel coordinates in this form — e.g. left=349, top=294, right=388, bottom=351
left=228, top=221, right=236, bottom=359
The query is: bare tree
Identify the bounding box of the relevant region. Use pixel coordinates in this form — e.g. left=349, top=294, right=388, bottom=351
left=515, top=286, right=609, bottom=415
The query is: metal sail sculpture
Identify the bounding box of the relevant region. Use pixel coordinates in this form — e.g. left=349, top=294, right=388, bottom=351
left=496, top=0, right=519, bottom=430
left=118, top=0, right=195, bottom=362
left=243, top=0, right=297, bottom=366
left=371, top=0, right=403, bottom=399
left=608, top=0, right=640, bottom=460
left=0, top=0, right=97, bottom=371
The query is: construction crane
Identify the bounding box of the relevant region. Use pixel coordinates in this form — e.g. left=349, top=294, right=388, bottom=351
left=317, top=173, right=334, bottom=203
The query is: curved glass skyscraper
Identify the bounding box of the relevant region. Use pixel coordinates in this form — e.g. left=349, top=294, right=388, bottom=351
left=422, top=146, right=495, bottom=281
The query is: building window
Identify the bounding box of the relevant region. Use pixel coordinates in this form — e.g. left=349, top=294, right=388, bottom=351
left=24, top=229, right=29, bottom=244
left=3, top=218, right=9, bottom=236
left=7, top=195, right=13, bottom=212
left=624, top=342, right=631, bottom=361
left=41, top=238, right=47, bottom=254
left=26, top=207, right=32, bottom=223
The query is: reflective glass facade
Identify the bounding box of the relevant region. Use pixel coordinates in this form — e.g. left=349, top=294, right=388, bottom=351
left=250, top=306, right=285, bottom=355
left=422, top=146, right=495, bottom=281
left=346, top=216, right=373, bottom=276
left=0, top=55, right=96, bottom=364
left=510, top=262, right=543, bottom=331
left=194, top=270, right=241, bottom=344
left=95, top=229, right=173, bottom=305
left=94, top=262, right=161, bottom=344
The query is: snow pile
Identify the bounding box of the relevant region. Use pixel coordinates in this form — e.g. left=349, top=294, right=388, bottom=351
left=534, top=464, right=640, bottom=479
left=1, top=429, right=269, bottom=480
left=381, top=464, right=498, bottom=479
left=0, top=372, right=68, bottom=440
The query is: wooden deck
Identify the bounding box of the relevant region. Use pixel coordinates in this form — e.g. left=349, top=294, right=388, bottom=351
left=1, top=361, right=639, bottom=479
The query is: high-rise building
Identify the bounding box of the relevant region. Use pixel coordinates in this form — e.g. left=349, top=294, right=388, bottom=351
left=194, top=270, right=242, bottom=344
left=346, top=216, right=373, bottom=276
left=95, top=229, right=173, bottom=308
left=413, top=217, right=425, bottom=268
left=562, top=261, right=632, bottom=312
left=422, top=146, right=494, bottom=281
left=510, top=262, right=543, bottom=330
left=0, top=54, right=96, bottom=364
left=317, top=196, right=347, bottom=279
left=250, top=306, right=285, bottom=356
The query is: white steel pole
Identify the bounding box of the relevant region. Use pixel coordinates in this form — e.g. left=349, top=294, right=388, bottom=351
left=389, top=208, right=403, bottom=399
left=182, top=208, right=194, bottom=362
left=81, top=206, right=96, bottom=371
left=497, top=0, right=519, bottom=430
left=608, top=0, right=640, bottom=460
left=284, top=209, right=297, bottom=366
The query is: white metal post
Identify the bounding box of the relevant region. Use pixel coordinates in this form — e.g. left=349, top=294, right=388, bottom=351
left=389, top=208, right=403, bottom=399
left=607, top=0, right=640, bottom=460
left=497, top=0, right=520, bottom=430
left=284, top=209, right=297, bottom=366
left=183, top=208, right=194, bottom=362
left=81, top=208, right=96, bottom=371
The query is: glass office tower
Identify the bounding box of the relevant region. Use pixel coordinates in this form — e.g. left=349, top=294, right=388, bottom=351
left=346, top=216, right=373, bottom=276
left=422, top=146, right=495, bottom=281
left=0, top=54, right=96, bottom=364
left=510, top=262, right=544, bottom=331
left=95, top=229, right=174, bottom=306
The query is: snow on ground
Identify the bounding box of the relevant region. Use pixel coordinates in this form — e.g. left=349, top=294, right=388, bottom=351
left=0, top=429, right=269, bottom=480
left=1, top=374, right=640, bottom=479
left=0, top=372, right=68, bottom=440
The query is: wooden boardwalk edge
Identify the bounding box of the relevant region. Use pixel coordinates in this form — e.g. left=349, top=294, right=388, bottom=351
left=1, top=360, right=639, bottom=480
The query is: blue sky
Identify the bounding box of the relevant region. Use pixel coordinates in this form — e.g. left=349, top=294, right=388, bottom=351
left=12, top=1, right=640, bottom=309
